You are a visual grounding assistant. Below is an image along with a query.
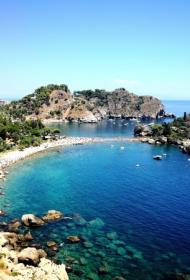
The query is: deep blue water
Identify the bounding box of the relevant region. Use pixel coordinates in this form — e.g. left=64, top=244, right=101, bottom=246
left=0, top=100, right=190, bottom=279
left=163, top=100, right=190, bottom=117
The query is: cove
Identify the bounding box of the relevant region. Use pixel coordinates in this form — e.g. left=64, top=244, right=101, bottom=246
left=1, top=141, right=190, bottom=279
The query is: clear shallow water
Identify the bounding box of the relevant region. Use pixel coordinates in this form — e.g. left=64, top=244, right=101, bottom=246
left=1, top=142, right=190, bottom=279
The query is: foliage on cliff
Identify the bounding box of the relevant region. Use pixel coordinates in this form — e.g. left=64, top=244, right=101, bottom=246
left=6, top=84, right=69, bottom=119
left=0, top=114, right=58, bottom=152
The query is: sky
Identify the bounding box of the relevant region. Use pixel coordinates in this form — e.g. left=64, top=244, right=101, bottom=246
left=0, top=0, right=190, bottom=100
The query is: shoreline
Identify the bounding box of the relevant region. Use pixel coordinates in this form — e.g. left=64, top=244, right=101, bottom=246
left=0, top=136, right=144, bottom=180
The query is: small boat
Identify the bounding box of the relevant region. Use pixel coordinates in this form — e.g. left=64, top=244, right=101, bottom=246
left=120, top=146, right=125, bottom=150
left=136, top=164, right=140, bottom=167
left=153, top=155, right=162, bottom=160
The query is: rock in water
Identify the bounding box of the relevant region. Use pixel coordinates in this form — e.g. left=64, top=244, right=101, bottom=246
left=42, top=210, right=63, bottom=221
left=134, top=124, right=153, bottom=137
left=21, top=214, right=44, bottom=227
left=66, top=236, right=80, bottom=243
left=153, top=155, right=162, bottom=160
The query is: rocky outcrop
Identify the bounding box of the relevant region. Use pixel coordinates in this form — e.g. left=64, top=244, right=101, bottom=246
left=134, top=124, right=153, bottom=137
left=42, top=210, right=63, bottom=221
left=21, top=214, right=44, bottom=227
left=18, top=247, right=47, bottom=265
left=0, top=222, right=68, bottom=280
left=65, top=88, right=164, bottom=122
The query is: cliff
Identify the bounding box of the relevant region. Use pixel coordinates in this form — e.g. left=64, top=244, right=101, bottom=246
left=7, top=85, right=164, bottom=123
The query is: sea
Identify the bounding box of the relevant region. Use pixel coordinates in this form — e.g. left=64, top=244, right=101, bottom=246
left=0, top=100, right=190, bottom=280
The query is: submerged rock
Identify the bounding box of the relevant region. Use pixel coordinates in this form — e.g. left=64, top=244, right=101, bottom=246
left=87, top=272, right=100, bottom=280
left=66, top=236, right=80, bottom=243
left=117, top=247, right=126, bottom=256
left=126, top=245, right=143, bottom=260
left=22, top=214, right=44, bottom=227
left=79, top=257, right=87, bottom=266
left=106, top=231, right=118, bottom=240
left=88, top=218, right=105, bottom=228
left=99, top=262, right=110, bottom=274
left=83, top=241, right=93, bottom=248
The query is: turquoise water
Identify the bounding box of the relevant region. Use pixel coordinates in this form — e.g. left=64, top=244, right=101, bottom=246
left=1, top=142, right=190, bottom=279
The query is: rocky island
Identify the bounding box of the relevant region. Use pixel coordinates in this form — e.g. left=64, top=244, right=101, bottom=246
left=5, top=84, right=166, bottom=123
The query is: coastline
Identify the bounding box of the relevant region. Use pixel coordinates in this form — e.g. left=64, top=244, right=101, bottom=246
left=0, top=136, right=144, bottom=180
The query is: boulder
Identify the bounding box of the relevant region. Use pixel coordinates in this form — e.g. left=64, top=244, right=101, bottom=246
left=66, top=236, right=80, bottom=243
left=18, top=247, right=47, bottom=265
left=134, top=124, right=152, bottom=137
left=42, top=210, right=63, bottom=221
left=24, top=232, right=33, bottom=241
left=21, top=214, right=44, bottom=227
left=8, top=221, right=21, bottom=232
left=158, top=136, right=168, bottom=144
left=148, top=139, right=156, bottom=144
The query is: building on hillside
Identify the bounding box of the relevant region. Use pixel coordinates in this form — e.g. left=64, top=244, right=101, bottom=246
left=0, top=99, right=9, bottom=106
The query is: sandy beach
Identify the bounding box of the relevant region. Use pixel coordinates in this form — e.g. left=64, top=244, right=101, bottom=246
left=0, top=136, right=144, bottom=180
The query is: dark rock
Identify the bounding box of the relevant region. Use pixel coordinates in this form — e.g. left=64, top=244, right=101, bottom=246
left=153, top=155, right=162, bottom=160
left=134, top=124, right=152, bottom=137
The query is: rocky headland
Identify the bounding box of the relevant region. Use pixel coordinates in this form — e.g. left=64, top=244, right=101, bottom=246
left=5, top=84, right=167, bottom=123
left=134, top=113, right=190, bottom=155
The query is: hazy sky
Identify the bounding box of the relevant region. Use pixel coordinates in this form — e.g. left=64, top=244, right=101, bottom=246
left=0, top=0, right=190, bottom=100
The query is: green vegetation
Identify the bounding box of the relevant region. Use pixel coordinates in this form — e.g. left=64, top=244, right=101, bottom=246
left=152, top=114, right=190, bottom=142
left=74, top=89, right=109, bottom=105
left=0, top=113, right=59, bottom=152
left=6, top=84, right=69, bottom=119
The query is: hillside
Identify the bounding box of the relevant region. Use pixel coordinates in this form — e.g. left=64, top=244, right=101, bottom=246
left=6, top=84, right=165, bottom=123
